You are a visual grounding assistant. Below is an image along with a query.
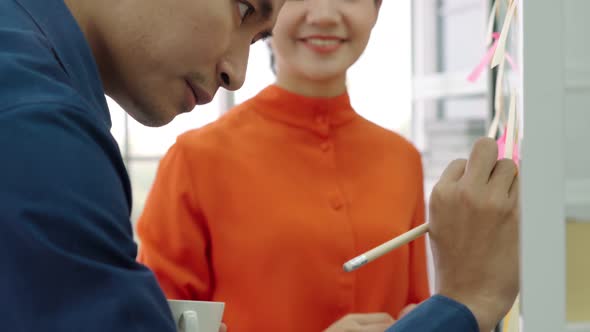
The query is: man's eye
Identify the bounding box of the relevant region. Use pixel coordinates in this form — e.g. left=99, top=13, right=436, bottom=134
left=238, top=1, right=254, bottom=23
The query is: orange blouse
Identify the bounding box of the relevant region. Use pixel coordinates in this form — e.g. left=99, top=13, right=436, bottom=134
left=137, top=85, right=430, bottom=332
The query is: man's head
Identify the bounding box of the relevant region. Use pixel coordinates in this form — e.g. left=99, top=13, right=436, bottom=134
left=66, top=0, right=285, bottom=126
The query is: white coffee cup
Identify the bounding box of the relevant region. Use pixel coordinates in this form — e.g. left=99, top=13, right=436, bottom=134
left=167, top=300, right=225, bottom=332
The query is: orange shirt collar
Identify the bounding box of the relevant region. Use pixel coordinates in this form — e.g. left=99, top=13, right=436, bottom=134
left=250, top=85, right=357, bottom=137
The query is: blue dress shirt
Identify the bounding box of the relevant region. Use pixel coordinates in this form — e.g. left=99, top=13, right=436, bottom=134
left=387, top=295, right=479, bottom=332
left=0, top=0, right=175, bottom=331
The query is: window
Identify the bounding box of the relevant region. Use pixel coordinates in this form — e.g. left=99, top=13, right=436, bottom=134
left=413, top=0, right=493, bottom=197
left=412, top=0, right=495, bottom=298
left=107, top=94, right=224, bottom=222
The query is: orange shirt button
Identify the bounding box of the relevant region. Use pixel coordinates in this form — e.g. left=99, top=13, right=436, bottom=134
left=330, top=196, right=344, bottom=211
left=320, top=141, right=332, bottom=152
left=315, top=115, right=328, bottom=126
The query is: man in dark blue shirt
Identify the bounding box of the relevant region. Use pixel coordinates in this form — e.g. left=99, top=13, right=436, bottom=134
left=0, top=0, right=282, bottom=331
left=0, top=0, right=519, bottom=331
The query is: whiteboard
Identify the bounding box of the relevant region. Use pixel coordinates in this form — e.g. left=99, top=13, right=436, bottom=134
left=521, top=0, right=590, bottom=331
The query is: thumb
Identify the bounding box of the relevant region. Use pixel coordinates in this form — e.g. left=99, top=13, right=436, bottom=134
left=398, top=304, right=418, bottom=319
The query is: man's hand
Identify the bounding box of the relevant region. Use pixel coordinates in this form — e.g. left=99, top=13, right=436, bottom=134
left=397, top=304, right=417, bottom=319
left=324, top=313, right=394, bottom=332
left=429, top=137, right=520, bottom=332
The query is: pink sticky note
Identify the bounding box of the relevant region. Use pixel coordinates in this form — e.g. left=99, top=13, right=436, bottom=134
left=505, top=52, right=520, bottom=72
left=468, top=33, right=501, bottom=83
left=496, top=128, right=520, bottom=166
left=468, top=32, right=519, bottom=83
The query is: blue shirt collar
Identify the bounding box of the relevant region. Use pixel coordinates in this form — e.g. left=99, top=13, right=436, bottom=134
left=15, top=0, right=111, bottom=127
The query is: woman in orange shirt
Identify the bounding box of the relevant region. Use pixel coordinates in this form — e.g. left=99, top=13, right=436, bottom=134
left=137, top=1, right=430, bottom=331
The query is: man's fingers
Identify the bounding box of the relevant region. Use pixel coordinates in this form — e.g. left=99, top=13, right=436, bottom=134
left=439, top=159, right=467, bottom=184
left=362, top=324, right=396, bottom=332
left=509, top=171, right=520, bottom=201
left=398, top=304, right=417, bottom=319
left=350, top=313, right=394, bottom=325
left=463, top=137, right=498, bottom=184
left=489, top=159, right=518, bottom=195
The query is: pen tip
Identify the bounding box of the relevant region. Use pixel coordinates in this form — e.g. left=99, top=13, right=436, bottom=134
left=342, top=255, right=368, bottom=273
left=343, top=262, right=355, bottom=272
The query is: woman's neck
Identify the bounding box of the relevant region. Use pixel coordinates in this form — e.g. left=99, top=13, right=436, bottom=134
left=275, top=70, right=347, bottom=98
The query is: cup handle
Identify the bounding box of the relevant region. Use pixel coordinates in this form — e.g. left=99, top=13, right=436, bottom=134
left=179, top=310, right=199, bottom=332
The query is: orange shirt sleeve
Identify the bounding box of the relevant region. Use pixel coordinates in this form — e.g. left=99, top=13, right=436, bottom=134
left=407, top=156, right=431, bottom=305
left=136, top=141, right=213, bottom=301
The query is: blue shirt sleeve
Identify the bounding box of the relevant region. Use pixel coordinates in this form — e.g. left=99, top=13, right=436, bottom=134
left=0, top=103, right=176, bottom=332
left=386, top=295, right=479, bottom=332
